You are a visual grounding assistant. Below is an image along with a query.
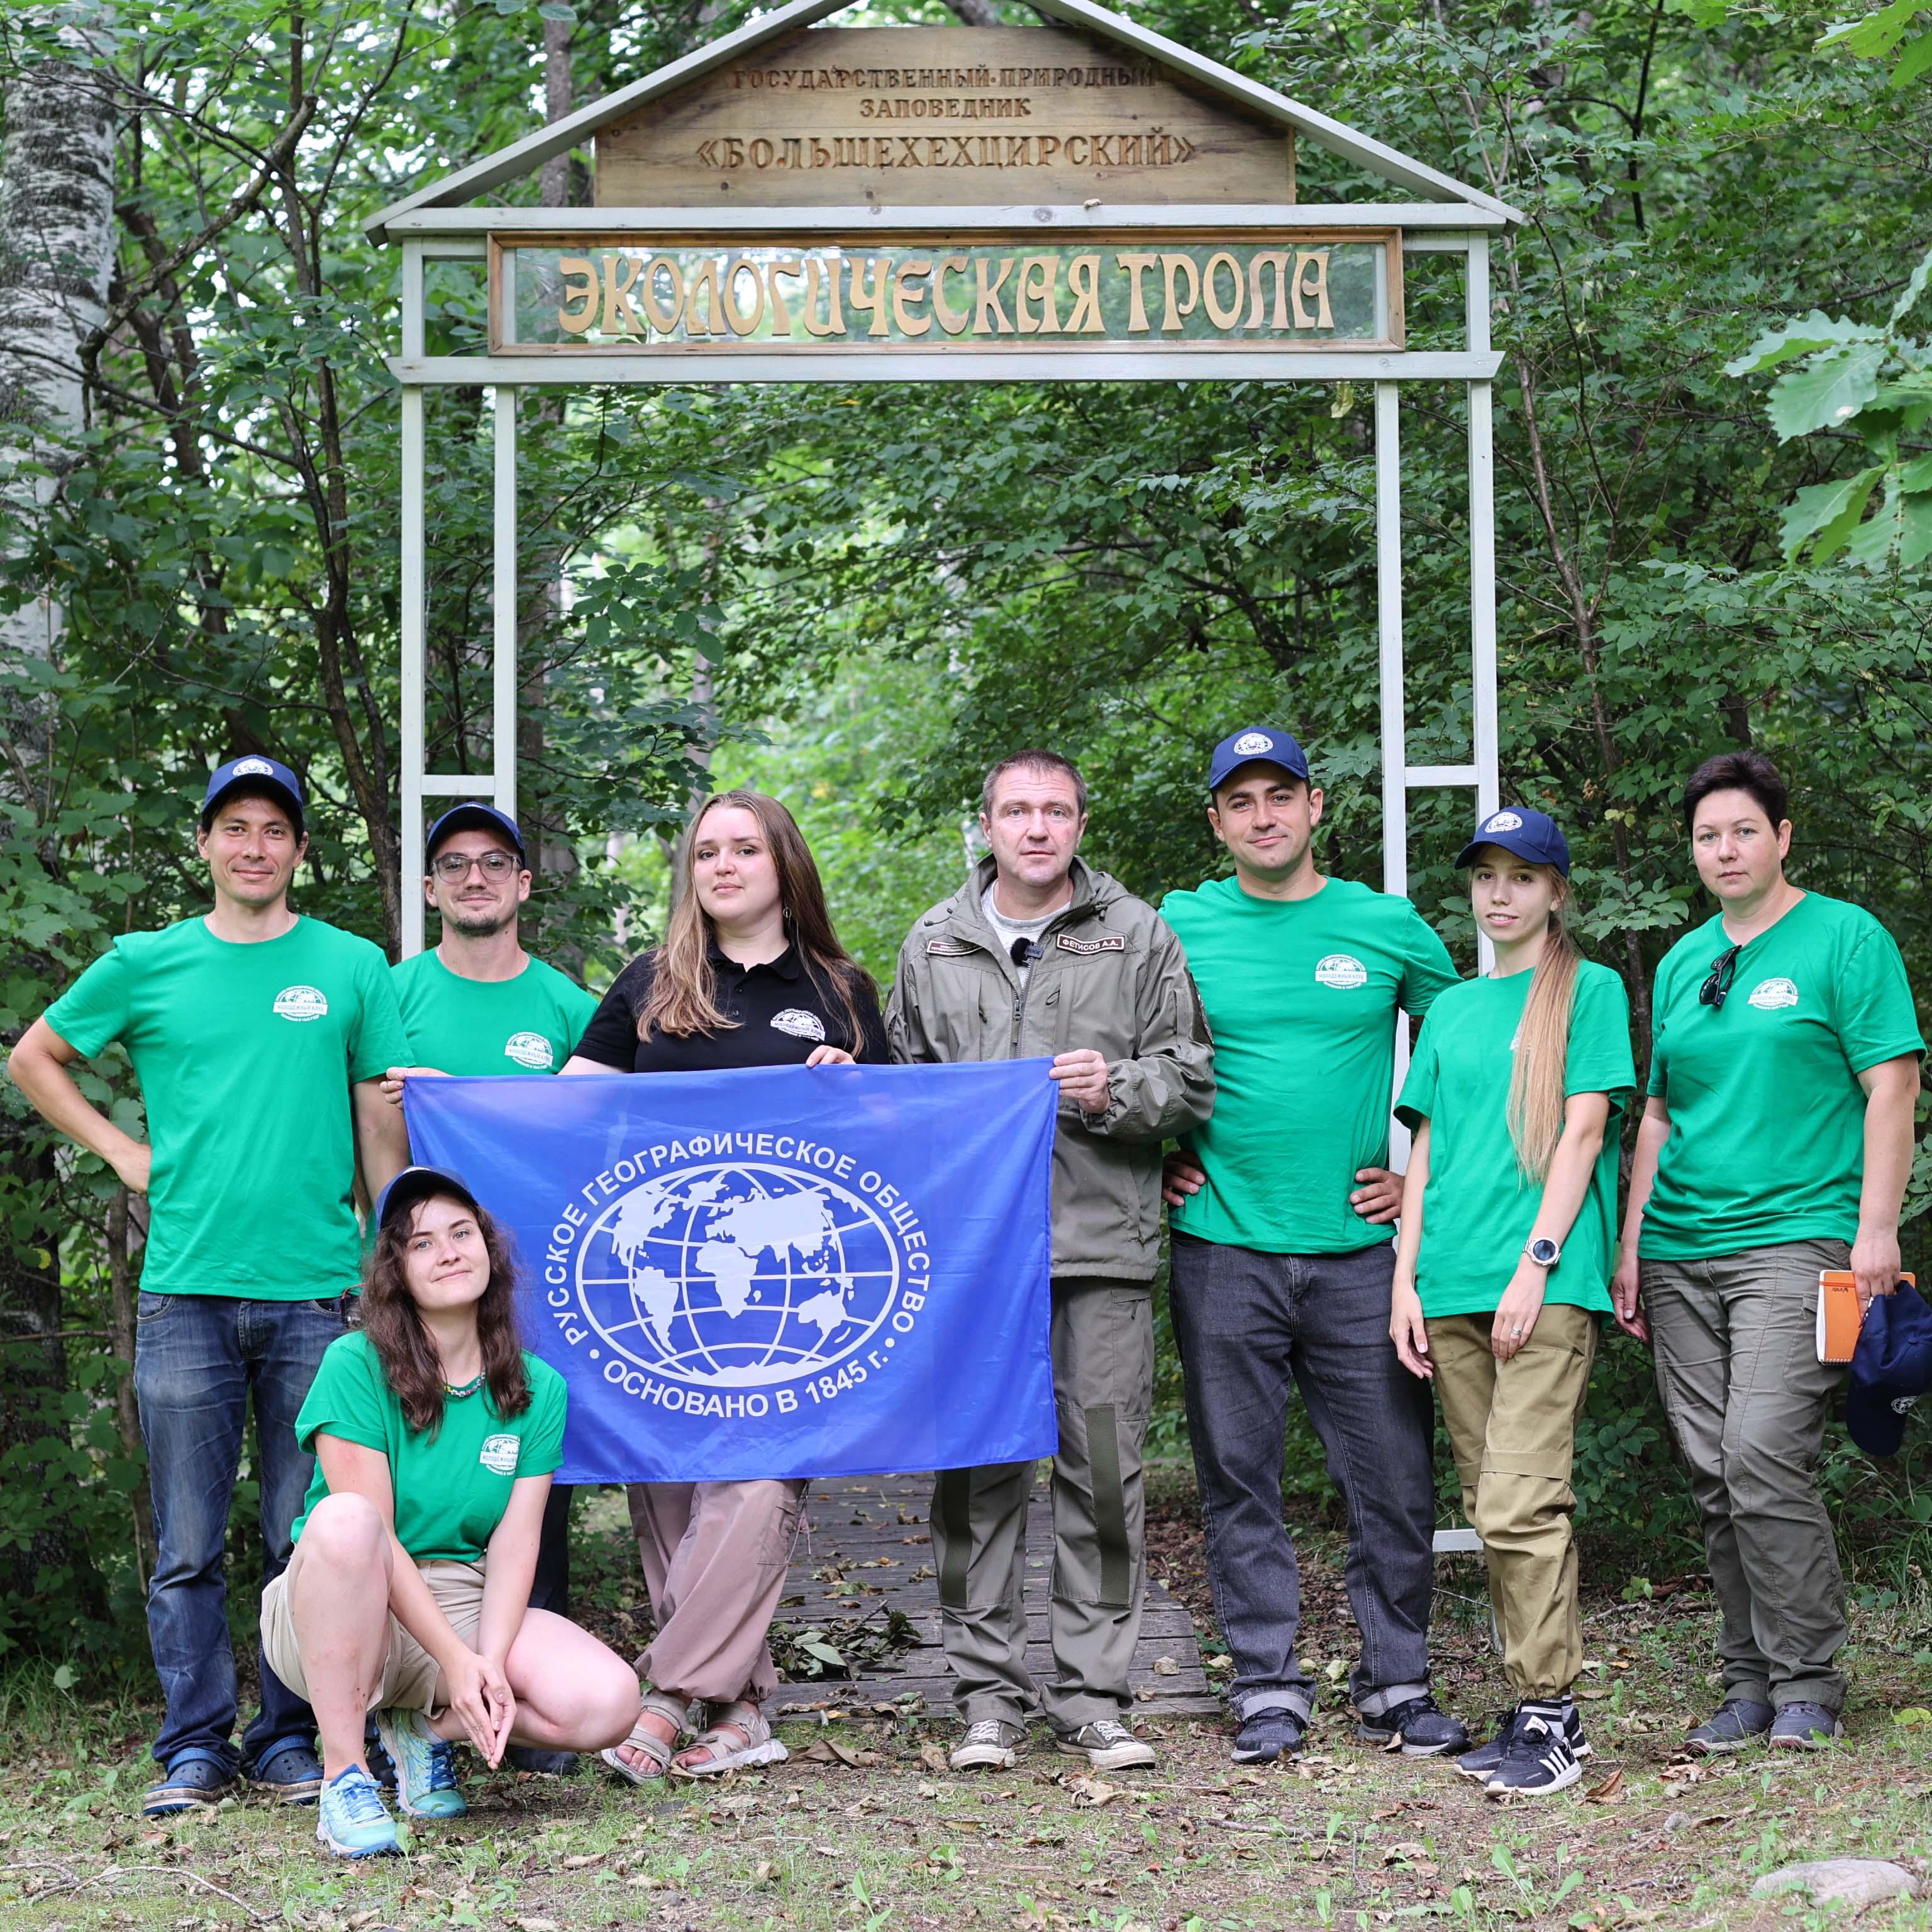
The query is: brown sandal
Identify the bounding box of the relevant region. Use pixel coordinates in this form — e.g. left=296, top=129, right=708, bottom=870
left=599, top=1689, right=691, bottom=1785
left=670, top=1699, right=788, bottom=1779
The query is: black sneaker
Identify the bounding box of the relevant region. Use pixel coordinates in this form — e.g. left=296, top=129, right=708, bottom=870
left=1485, top=1702, right=1583, bottom=1796
left=1232, top=1707, right=1307, bottom=1764
left=1767, top=1701, right=1842, bottom=1751
left=1457, top=1702, right=1590, bottom=1780
left=505, top=1746, right=579, bottom=1775
left=1357, top=1694, right=1469, bottom=1758
left=1685, top=1697, right=1774, bottom=1755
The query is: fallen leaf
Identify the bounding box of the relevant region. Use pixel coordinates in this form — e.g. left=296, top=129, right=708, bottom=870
left=1061, top=1774, right=1119, bottom=1807
left=1573, top=1682, right=1613, bottom=1701
left=919, top=1743, right=950, bottom=1774
left=753, top=1860, right=778, bottom=1884
left=562, top=1852, right=603, bottom=1868
left=1382, top=1840, right=1430, bottom=1863
left=1152, top=1657, right=1180, bottom=1677
left=1133, top=1684, right=1157, bottom=1701
left=516, top=1920, right=560, bottom=1932
left=1585, top=1769, right=1624, bottom=1802
left=919, top=1782, right=940, bottom=1799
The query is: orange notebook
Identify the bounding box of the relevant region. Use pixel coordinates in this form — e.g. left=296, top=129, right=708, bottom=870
left=1817, top=1272, right=1918, bottom=1363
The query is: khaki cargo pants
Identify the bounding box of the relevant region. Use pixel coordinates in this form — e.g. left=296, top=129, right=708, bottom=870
left=1642, top=1239, right=1851, bottom=1714
left=1427, top=1304, right=1597, bottom=1701
left=930, top=1278, right=1153, bottom=1731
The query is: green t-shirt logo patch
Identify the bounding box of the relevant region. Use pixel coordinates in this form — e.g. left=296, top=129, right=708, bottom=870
left=504, top=1030, right=555, bottom=1069
left=1746, top=977, right=1800, bottom=1011
left=1314, top=953, right=1368, bottom=990
left=479, top=1432, right=520, bottom=1475
left=273, top=984, right=329, bottom=1023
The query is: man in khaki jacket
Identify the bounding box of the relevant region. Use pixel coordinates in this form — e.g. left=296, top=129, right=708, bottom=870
left=887, top=748, right=1214, bottom=1774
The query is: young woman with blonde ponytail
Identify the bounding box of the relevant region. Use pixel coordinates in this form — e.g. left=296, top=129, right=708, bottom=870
left=1389, top=808, right=1635, bottom=1797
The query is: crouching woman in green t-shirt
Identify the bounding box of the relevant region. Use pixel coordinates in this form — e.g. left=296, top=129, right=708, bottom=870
left=261, top=1166, right=641, bottom=1858
left=1389, top=808, right=1635, bottom=1799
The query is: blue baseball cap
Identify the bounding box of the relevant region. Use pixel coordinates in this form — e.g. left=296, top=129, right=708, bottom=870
left=201, top=755, right=304, bottom=831
left=1846, top=1281, right=1932, bottom=1458
left=1208, top=727, right=1311, bottom=793
left=1456, top=806, right=1571, bottom=876
left=426, top=802, right=526, bottom=864
left=374, top=1163, right=482, bottom=1235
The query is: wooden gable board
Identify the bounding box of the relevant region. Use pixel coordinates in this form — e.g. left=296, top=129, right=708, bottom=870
left=365, top=0, right=1521, bottom=243
left=594, top=25, right=1294, bottom=208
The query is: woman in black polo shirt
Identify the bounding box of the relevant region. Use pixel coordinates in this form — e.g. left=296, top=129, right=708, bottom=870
left=564, top=789, right=886, bottom=1782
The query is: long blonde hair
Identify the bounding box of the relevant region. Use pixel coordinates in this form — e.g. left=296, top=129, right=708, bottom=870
left=636, top=790, right=874, bottom=1046
left=1504, top=872, right=1583, bottom=1182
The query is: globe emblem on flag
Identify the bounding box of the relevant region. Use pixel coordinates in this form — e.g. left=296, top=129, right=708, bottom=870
left=575, top=1163, right=902, bottom=1388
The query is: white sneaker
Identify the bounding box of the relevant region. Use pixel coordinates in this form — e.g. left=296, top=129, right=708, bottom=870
left=1053, top=1719, right=1157, bottom=1771
left=950, top=1718, right=1024, bottom=1770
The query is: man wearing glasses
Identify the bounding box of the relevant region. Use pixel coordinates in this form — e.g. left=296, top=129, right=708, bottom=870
left=1614, top=750, right=1921, bottom=1755
left=384, top=802, right=599, bottom=1772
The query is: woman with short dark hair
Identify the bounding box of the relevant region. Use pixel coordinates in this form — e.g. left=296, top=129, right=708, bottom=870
left=262, top=1167, right=640, bottom=1858
left=564, top=789, right=887, bottom=1782
left=1614, top=750, right=1922, bottom=1753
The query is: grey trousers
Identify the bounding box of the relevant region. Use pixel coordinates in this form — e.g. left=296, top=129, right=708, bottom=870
left=930, top=1278, right=1153, bottom=1730
left=1643, top=1238, right=1850, bottom=1714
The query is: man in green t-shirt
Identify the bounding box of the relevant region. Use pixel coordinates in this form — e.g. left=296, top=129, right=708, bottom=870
left=1614, top=750, right=1923, bottom=1753
left=1160, top=727, right=1465, bottom=1767
left=382, top=802, right=597, bottom=1772
left=6, top=757, right=411, bottom=1818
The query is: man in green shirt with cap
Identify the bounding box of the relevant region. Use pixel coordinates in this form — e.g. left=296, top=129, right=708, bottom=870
left=8, top=757, right=411, bottom=1817
left=1161, top=727, right=1467, bottom=1767
left=382, top=802, right=598, bottom=1773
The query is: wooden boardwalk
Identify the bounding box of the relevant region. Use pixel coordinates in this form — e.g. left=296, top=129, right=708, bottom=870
left=770, top=1472, right=1219, bottom=1719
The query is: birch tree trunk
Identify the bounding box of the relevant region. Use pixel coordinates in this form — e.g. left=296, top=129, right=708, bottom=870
left=0, top=17, right=116, bottom=730
left=0, top=13, right=116, bottom=1630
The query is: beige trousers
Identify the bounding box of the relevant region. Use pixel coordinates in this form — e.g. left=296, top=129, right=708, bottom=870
left=1426, top=1304, right=1597, bottom=1700
left=627, top=1479, right=807, bottom=1704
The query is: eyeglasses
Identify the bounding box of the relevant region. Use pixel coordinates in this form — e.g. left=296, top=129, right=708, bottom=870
left=1700, top=943, right=1741, bottom=1009
left=431, top=849, right=520, bottom=881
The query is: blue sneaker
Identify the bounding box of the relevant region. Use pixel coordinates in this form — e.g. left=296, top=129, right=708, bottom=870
left=314, top=1767, right=399, bottom=1858
left=374, top=1706, right=467, bottom=1818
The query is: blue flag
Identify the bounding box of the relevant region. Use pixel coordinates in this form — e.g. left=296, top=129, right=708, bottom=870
left=403, top=1061, right=1058, bottom=1483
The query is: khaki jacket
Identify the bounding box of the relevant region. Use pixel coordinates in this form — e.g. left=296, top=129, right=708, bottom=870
left=886, top=857, right=1214, bottom=1282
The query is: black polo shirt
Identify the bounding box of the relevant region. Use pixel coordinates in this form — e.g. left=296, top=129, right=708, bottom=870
left=574, top=944, right=889, bottom=1074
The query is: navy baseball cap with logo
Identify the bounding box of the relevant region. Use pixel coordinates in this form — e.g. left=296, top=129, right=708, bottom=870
left=1456, top=806, right=1572, bottom=876
left=1846, top=1280, right=1932, bottom=1458
left=426, top=802, right=526, bottom=864
left=201, top=755, right=304, bottom=832
left=374, top=1163, right=483, bottom=1236
left=1208, top=726, right=1311, bottom=793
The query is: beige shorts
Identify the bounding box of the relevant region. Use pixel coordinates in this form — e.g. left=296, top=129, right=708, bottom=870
left=260, top=1556, right=484, bottom=1716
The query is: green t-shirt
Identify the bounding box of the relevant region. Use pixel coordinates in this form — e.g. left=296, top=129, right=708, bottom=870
left=391, top=949, right=598, bottom=1077
left=1640, top=892, right=1923, bottom=1260
left=1160, top=875, right=1458, bottom=1254
left=43, top=916, right=408, bottom=1299
left=291, top=1330, right=567, bottom=1565
left=1396, top=962, right=1635, bottom=1318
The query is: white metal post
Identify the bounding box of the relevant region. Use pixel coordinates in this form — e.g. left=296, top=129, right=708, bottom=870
left=1374, top=379, right=1413, bottom=1163
left=1467, top=236, right=1499, bottom=822
left=493, top=384, right=519, bottom=823
left=399, top=241, right=428, bottom=959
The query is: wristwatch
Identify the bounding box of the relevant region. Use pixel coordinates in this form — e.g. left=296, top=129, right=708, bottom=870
left=1524, top=1236, right=1562, bottom=1268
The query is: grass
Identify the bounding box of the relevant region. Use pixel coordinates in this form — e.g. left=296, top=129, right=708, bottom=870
left=1, top=1497, right=1928, bottom=1932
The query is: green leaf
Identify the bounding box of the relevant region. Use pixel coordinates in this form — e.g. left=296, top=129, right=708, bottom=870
left=1892, top=25, right=1932, bottom=79
left=1892, top=246, right=1932, bottom=323
left=1724, top=311, right=1887, bottom=377
left=1901, top=489, right=1932, bottom=568
left=1779, top=464, right=1884, bottom=562
left=1767, top=343, right=1888, bottom=440
left=52, top=1664, right=75, bottom=1691
left=1817, top=0, right=1931, bottom=57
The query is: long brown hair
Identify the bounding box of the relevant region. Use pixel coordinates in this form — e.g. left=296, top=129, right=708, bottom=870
left=637, top=789, right=875, bottom=1046
left=359, top=1194, right=530, bottom=1436
left=1502, top=870, right=1584, bottom=1182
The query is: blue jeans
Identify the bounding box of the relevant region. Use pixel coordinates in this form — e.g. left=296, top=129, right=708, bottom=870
left=1168, top=1236, right=1436, bottom=1723
left=134, top=1291, right=349, bottom=1774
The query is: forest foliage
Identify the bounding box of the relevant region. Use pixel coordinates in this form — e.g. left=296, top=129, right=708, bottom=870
left=2, top=0, right=1931, bottom=1675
